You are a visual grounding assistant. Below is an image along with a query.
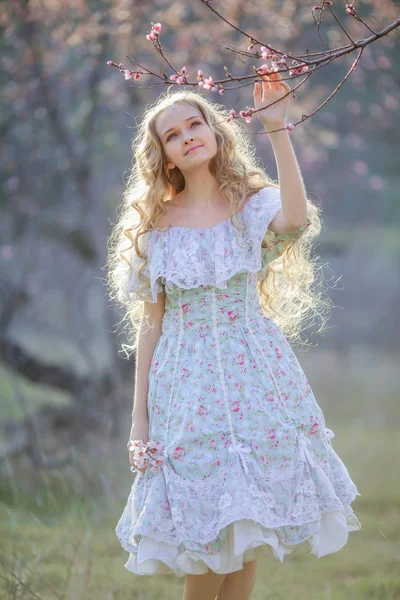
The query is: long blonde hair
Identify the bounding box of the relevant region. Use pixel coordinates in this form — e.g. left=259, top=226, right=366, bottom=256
left=106, top=88, right=332, bottom=358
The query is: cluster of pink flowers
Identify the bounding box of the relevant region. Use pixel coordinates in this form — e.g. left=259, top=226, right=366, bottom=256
left=106, top=61, right=140, bottom=81
left=197, top=70, right=224, bottom=95
left=146, top=22, right=162, bottom=42
left=128, top=439, right=165, bottom=473
left=226, top=109, right=237, bottom=123
left=226, top=108, right=254, bottom=124
left=170, top=66, right=187, bottom=84
left=288, top=59, right=309, bottom=76
left=239, top=109, right=254, bottom=123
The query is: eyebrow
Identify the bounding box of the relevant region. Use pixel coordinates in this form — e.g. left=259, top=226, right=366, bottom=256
left=162, top=116, right=202, bottom=138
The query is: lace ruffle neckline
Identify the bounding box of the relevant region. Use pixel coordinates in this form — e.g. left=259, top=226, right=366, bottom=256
left=126, top=185, right=310, bottom=303
left=150, top=190, right=261, bottom=235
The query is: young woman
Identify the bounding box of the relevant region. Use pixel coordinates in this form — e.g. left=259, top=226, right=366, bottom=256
left=107, top=71, right=361, bottom=600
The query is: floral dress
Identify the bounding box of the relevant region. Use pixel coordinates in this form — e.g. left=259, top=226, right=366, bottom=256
left=115, top=185, right=361, bottom=577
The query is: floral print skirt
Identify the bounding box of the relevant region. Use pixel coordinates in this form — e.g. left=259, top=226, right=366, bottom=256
left=115, top=273, right=361, bottom=576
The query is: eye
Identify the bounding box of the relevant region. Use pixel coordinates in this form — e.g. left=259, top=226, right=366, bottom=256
left=166, top=120, right=201, bottom=142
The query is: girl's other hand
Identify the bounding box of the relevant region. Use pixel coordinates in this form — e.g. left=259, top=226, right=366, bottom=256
left=127, top=418, right=149, bottom=472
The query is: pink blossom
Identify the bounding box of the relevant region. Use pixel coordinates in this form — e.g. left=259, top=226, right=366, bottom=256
left=174, top=446, right=185, bottom=459
left=203, top=76, right=214, bottom=90
left=257, top=64, right=270, bottom=75
left=146, top=21, right=162, bottom=42
left=123, top=69, right=134, bottom=80
left=286, top=122, right=296, bottom=131
left=260, top=46, right=271, bottom=60
left=198, top=69, right=204, bottom=78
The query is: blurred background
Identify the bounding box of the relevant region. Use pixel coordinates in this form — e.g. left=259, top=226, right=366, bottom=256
left=1, top=0, right=399, bottom=598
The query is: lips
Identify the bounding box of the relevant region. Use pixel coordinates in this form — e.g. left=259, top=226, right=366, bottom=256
left=185, top=145, right=203, bottom=155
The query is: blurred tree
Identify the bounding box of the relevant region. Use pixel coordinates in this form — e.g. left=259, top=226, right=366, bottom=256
left=0, top=0, right=399, bottom=468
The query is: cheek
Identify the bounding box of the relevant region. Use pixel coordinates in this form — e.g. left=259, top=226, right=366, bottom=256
left=205, top=131, right=218, bottom=149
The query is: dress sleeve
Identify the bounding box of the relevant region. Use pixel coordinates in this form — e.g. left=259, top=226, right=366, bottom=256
left=127, top=231, right=163, bottom=303
left=248, top=185, right=311, bottom=275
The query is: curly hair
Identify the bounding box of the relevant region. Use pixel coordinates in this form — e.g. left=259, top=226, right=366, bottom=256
left=106, top=87, right=332, bottom=358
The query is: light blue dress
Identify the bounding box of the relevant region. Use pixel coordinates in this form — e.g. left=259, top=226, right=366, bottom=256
left=115, top=186, right=361, bottom=576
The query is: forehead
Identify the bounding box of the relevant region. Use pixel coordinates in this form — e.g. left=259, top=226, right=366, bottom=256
left=156, top=103, right=203, bottom=137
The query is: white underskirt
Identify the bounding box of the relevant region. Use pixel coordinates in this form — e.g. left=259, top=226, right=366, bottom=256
left=124, top=505, right=361, bottom=577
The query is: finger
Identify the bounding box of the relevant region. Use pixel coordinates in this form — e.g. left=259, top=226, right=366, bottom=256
left=131, top=460, right=146, bottom=472
left=271, top=70, right=291, bottom=92
left=267, top=70, right=281, bottom=90
left=260, top=73, right=272, bottom=90
left=253, top=80, right=262, bottom=100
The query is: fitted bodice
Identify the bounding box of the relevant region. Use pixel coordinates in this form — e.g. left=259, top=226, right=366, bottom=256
left=161, top=271, right=264, bottom=336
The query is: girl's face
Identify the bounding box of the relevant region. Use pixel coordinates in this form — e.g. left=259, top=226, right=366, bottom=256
left=155, top=102, right=218, bottom=174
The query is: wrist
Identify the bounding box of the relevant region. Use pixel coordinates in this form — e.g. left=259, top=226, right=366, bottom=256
left=262, top=121, right=287, bottom=134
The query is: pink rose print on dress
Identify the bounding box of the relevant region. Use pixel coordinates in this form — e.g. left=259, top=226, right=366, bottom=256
left=151, top=361, right=159, bottom=375
left=174, top=446, right=185, bottom=459
left=228, top=310, right=239, bottom=322
left=234, top=353, right=245, bottom=365
left=198, top=404, right=208, bottom=416
left=275, top=346, right=283, bottom=359
left=231, top=400, right=240, bottom=412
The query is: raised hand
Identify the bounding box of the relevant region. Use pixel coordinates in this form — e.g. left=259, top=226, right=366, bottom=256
left=253, top=69, right=293, bottom=130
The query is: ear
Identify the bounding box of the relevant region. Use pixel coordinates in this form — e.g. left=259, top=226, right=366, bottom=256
left=166, top=161, right=175, bottom=171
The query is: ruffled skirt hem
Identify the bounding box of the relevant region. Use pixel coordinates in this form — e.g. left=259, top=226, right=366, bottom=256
left=121, top=505, right=361, bottom=577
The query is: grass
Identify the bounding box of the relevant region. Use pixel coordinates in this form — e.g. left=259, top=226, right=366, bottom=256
left=0, top=421, right=399, bottom=600
left=0, top=346, right=399, bottom=599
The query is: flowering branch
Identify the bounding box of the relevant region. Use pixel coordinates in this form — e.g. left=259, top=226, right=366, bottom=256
left=107, top=1, right=400, bottom=134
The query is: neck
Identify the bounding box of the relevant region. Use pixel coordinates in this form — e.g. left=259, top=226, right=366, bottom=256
left=179, top=169, right=222, bottom=207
